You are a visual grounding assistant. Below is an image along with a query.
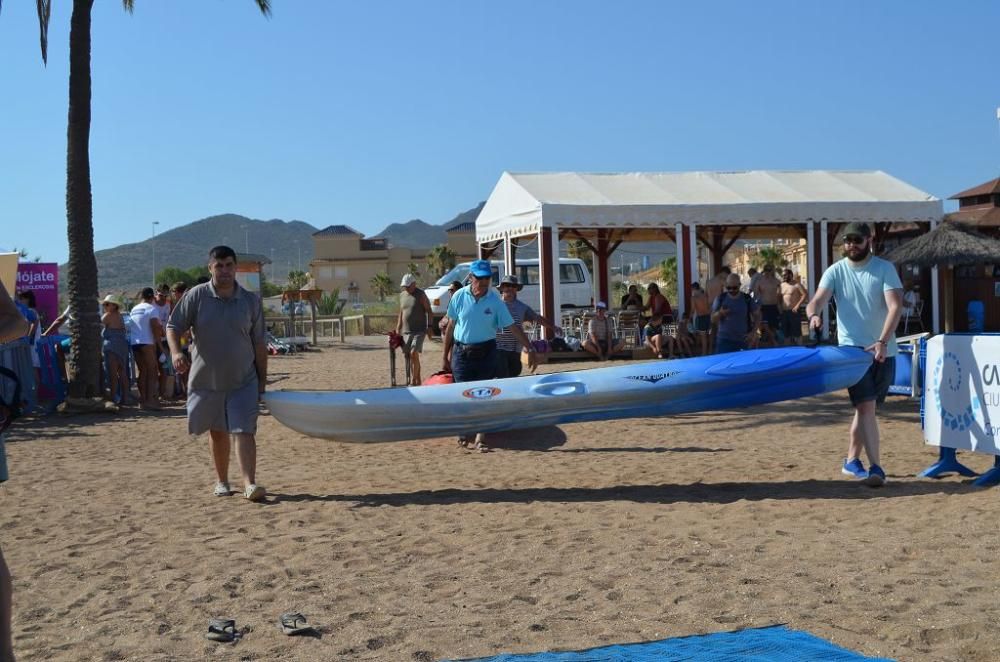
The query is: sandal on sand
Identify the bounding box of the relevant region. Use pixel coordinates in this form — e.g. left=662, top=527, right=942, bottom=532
left=473, top=440, right=491, bottom=453
left=457, top=435, right=470, bottom=448
left=244, top=484, right=266, bottom=502
left=206, top=618, right=238, bottom=642
left=279, top=612, right=316, bottom=636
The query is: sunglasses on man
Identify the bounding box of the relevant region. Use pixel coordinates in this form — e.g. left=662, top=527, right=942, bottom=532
left=843, top=235, right=866, bottom=245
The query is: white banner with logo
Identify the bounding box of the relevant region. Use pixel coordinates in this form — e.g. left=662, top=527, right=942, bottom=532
left=923, top=334, right=1000, bottom=455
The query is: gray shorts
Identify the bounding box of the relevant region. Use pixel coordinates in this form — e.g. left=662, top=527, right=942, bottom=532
left=848, top=356, right=895, bottom=407
left=403, top=332, right=425, bottom=354
left=187, top=378, right=259, bottom=435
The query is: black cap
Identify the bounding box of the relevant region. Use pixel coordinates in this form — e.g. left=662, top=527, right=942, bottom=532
left=842, top=222, right=872, bottom=238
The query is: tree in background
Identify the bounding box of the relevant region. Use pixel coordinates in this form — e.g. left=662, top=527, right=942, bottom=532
left=369, top=272, right=393, bottom=302
left=658, top=257, right=678, bottom=304
left=286, top=270, right=309, bottom=290
left=749, top=246, right=788, bottom=271
left=154, top=265, right=209, bottom=288
left=12, top=248, right=42, bottom=263
left=405, top=262, right=421, bottom=280
left=567, top=239, right=594, bottom=274
left=10, top=0, right=271, bottom=400
left=426, top=244, right=457, bottom=279
left=316, top=289, right=342, bottom=315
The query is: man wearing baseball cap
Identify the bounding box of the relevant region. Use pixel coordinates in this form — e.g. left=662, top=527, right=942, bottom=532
left=443, top=260, right=537, bottom=451
left=805, top=222, right=903, bottom=487
left=496, top=274, right=561, bottom=378
left=395, top=273, right=433, bottom=386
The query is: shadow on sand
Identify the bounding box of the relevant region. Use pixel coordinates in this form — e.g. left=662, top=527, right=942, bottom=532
left=272, top=476, right=977, bottom=508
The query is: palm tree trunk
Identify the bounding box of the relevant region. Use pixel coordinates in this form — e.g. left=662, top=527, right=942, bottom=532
left=65, top=0, right=101, bottom=398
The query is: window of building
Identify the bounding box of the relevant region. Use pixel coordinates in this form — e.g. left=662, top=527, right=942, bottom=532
left=335, top=266, right=349, bottom=278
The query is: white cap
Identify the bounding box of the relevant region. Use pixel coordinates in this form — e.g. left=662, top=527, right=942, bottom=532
left=595, top=301, right=607, bottom=309
left=400, top=274, right=417, bottom=288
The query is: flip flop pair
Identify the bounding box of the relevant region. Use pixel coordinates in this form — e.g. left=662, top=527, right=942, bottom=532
left=206, top=613, right=317, bottom=642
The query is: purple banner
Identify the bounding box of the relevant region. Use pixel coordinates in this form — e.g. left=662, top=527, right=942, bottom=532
left=16, top=263, right=59, bottom=328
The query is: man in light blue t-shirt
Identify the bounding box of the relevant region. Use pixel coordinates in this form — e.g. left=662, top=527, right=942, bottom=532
left=806, top=222, right=903, bottom=487
left=443, top=259, right=537, bottom=452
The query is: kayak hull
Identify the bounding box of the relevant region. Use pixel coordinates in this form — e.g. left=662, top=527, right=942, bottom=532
left=265, top=346, right=872, bottom=442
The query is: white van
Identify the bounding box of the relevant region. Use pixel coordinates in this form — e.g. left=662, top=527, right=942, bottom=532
left=424, top=258, right=593, bottom=319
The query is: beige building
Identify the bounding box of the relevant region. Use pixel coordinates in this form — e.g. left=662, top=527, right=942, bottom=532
left=310, top=223, right=477, bottom=301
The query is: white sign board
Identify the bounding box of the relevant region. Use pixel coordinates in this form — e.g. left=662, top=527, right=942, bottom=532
left=923, top=334, right=1000, bottom=455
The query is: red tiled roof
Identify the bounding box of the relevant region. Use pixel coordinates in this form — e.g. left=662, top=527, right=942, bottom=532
left=949, top=176, right=1000, bottom=200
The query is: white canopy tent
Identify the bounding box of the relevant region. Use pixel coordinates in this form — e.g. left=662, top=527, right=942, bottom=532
left=475, top=170, right=943, bottom=336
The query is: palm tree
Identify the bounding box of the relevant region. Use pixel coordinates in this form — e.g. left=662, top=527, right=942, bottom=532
left=566, top=239, right=594, bottom=273
left=405, top=262, right=421, bottom=280
left=369, top=272, right=393, bottom=302
left=658, top=256, right=678, bottom=303
left=750, top=246, right=788, bottom=271
left=426, top=244, right=457, bottom=279
left=6, top=0, right=270, bottom=400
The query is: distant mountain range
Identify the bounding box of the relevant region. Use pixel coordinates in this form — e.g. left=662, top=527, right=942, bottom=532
left=67, top=203, right=488, bottom=293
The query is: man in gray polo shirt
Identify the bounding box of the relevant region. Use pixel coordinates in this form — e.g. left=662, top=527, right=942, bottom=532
left=166, top=246, right=268, bottom=502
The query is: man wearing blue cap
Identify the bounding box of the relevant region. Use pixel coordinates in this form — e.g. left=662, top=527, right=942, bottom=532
left=443, top=259, right=537, bottom=451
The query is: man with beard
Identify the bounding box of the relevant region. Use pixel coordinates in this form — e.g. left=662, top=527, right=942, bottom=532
left=805, top=223, right=903, bottom=487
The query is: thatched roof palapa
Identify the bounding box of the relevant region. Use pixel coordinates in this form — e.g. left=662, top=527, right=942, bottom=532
left=885, top=222, right=1000, bottom=268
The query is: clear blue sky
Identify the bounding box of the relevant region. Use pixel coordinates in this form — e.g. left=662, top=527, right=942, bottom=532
left=2, top=0, right=999, bottom=265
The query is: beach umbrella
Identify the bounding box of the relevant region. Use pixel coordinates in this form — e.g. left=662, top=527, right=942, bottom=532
left=885, top=222, right=1000, bottom=331
left=884, top=221, right=1000, bottom=267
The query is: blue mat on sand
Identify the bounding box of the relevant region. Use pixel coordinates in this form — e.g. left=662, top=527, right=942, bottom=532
left=448, top=625, right=894, bottom=661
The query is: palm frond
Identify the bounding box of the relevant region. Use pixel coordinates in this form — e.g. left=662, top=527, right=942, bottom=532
left=36, top=0, right=52, bottom=65
left=122, top=0, right=135, bottom=14
left=256, top=0, right=272, bottom=17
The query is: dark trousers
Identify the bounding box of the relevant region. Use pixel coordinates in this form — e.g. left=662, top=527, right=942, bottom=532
left=495, top=349, right=523, bottom=379
left=452, top=340, right=498, bottom=382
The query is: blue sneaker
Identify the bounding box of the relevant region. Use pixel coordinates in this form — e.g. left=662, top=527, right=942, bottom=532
left=841, top=458, right=867, bottom=479
left=864, top=464, right=886, bottom=487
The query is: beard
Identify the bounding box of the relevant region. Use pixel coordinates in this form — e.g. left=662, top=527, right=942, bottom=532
left=845, top=244, right=871, bottom=262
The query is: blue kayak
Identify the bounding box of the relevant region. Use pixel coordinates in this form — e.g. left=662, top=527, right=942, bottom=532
left=265, top=346, right=872, bottom=443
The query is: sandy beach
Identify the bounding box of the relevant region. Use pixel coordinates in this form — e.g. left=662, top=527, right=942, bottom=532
left=2, top=336, right=998, bottom=661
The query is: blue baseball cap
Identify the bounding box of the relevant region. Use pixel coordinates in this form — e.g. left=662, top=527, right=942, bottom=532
left=469, top=260, right=492, bottom=278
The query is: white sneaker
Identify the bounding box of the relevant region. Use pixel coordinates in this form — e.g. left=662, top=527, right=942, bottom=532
left=244, top=484, right=266, bottom=502
left=213, top=482, right=232, bottom=497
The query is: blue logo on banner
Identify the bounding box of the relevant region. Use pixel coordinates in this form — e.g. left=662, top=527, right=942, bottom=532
left=932, top=351, right=981, bottom=432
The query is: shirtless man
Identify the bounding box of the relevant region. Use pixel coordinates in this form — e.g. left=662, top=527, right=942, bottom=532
left=752, top=265, right=782, bottom=347
left=704, top=266, right=731, bottom=354
left=689, top=282, right=711, bottom=356
left=779, top=269, right=807, bottom=345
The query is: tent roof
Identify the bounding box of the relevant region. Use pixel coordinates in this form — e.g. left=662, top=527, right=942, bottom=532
left=476, top=170, right=942, bottom=242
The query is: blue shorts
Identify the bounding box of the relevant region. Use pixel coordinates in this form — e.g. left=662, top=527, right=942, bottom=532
left=848, top=356, right=895, bottom=407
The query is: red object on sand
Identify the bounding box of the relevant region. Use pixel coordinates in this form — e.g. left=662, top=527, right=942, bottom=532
left=422, top=371, right=454, bottom=386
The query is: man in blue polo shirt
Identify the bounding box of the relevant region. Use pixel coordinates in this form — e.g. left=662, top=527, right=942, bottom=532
left=443, top=259, right=537, bottom=451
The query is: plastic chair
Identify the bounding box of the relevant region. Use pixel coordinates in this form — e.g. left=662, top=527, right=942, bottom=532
left=615, top=310, right=643, bottom=348
left=902, top=300, right=924, bottom=334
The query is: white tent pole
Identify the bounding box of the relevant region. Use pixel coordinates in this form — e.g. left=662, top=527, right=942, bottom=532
left=806, top=221, right=816, bottom=300
left=931, top=218, right=940, bottom=334
left=689, top=222, right=699, bottom=287
left=675, top=222, right=685, bottom=319
left=550, top=226, right=563, bottom=316
left=820, top=220, right=829, bottom=339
